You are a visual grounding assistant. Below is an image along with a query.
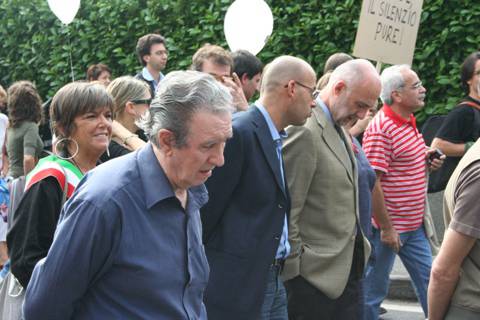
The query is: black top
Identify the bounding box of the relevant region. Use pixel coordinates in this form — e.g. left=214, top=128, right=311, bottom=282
left=100, top=129, right=148, bottom=163
left=435, top=96, right=480, bottom=144
left=7, top=177, right=63, bottom=287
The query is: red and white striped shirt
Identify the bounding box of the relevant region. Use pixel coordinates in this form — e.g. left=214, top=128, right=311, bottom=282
left=363, top=104, right=427, bottom=233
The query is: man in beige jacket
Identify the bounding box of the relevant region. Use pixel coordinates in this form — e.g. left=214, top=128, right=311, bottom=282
left=282, top=59, right=380, bottom=319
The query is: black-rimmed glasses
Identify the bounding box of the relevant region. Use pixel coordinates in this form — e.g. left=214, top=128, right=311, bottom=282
left=285, top=81, right=319, bottom=99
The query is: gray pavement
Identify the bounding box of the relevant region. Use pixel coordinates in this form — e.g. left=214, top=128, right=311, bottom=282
left=381, top=299, right=425, bottom=320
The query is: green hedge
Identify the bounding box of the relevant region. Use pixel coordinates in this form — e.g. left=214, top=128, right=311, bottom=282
left=1, top=0, right=479, bottom=121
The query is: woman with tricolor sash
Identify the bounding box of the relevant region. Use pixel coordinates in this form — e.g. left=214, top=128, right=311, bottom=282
left=6, top=82, right=114, bottom=289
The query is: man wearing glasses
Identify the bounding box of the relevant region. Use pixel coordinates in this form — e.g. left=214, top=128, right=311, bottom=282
left=282, top=59, right=380, bottom=320
left=362, top=65, right=444, bottom=319
left=191, top=44, right=249, bottom=112
left=201, top=55, right=316, bottom=320
left=135, top=33, right=169, bottom=97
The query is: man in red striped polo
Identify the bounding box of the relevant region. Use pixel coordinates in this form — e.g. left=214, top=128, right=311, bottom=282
left=362, top=65, right=444, bottom=319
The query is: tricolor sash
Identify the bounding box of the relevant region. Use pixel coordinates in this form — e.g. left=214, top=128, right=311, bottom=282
left=25, top=155, right=83, bottom=198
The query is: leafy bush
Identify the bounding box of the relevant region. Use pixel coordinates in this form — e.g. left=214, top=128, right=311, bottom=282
left=0, top=0, right=478, bottom=121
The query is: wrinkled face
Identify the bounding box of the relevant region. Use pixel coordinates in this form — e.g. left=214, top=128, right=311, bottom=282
left=168, top=111, right=232, bottom=190
left=331, top=80, right=380, bottom=126
left=70, top=106, right=113, bottom=158
left=396, top=69, right=426, bottom=111
left=242, top=73, right=261, bottom=101
left=97, top=71, right=111, bottom=85
left=202, top=59, right=232, bottom=83
left=467, top=59, right=480, bottom=97
left=144, top=43, right=168, bottom=72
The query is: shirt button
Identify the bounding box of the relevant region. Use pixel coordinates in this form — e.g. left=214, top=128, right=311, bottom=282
left=278, top=204, right=283, bottom=209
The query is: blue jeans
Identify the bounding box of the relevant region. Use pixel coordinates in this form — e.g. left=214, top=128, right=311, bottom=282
left=260, top=264, right=288, bottom=320
left=364, top=226, right=432, bottom=320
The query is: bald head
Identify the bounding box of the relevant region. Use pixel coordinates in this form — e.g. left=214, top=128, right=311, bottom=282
left=327, top=59, right=380, bottom=91
left=261, top=56, right=316, bottom=94
left=321, top=59, right=381, bottom=126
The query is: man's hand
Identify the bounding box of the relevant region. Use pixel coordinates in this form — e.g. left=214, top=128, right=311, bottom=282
left=380, top=227, right=401, bottom=252
left=222, top=72, right=249, bottom=111
left=426, top=148, right=446, bottom=171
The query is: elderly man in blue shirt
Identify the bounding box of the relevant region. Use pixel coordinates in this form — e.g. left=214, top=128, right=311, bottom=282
left=23, top=71, right=234, bottom=320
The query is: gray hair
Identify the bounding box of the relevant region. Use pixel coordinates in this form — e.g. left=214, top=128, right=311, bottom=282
left=137, top=70, right=234, bottom=148
left=106, top=76, right=150, bottom=116
left=380, top=64, right=410, bottom=105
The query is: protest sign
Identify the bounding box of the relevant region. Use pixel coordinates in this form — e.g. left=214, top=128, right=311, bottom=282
left=353, top=0, right=424, bottom=65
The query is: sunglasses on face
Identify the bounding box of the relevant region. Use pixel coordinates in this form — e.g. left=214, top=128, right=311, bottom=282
left=131, top=98, right=152, bottom=106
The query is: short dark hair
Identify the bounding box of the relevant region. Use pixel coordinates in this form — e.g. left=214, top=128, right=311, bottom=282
left=136, top=34, right=166, bottom=66
left=86, top=63, right=111, bottom=81
left=7, top=81, right=42, bottom=127
left=461, top=52, right=480, bottom=94
left=50, top=82, right=114, bottom=144
left=232, top=50, right=263, bottom=79
left=323, top=53, right=353, bottom=74
left=191, top=44, right=233, bottom=73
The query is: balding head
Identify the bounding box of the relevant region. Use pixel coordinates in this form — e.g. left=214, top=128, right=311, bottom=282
left=327, top=59, right=380, bottom=92
left=321, top=59, right=381, bottom=125
left=261, top=56, right=316, bottom=94
left=258, top=55, right=317, bottom=130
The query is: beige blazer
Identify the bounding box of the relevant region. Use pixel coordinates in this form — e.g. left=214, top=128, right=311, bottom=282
left=282, top=105, right=371, bottom=299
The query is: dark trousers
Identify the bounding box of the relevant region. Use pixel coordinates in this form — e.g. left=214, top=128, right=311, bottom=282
left=285, top=238, right=364, bottom=320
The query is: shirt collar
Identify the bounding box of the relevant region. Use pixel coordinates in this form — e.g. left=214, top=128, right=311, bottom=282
left=254, top=102, right=287, bottom=142
left=382, top=103, right=417, bottom=130
left=141, top=67, right=164, bottom=83
left=136, top=143, right=208, bottom=210
left=317, top=98, right=334, bottom=124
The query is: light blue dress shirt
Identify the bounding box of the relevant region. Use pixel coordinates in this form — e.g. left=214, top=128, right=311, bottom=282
left=255, top=103, right=291, bottom=259
left=141, top=67, right=165, bottom=92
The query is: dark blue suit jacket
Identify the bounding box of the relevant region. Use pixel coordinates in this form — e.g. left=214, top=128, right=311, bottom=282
left=201, top=106, right=290, bottom=320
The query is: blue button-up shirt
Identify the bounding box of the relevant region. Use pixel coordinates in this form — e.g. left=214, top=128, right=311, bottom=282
left=142, top=67, right=165, bottom=92
left=317, top=97, right=334, bottom=124
left=255, top=103, right=291, bottom=259
left=24, top=144, right=209, bottom=320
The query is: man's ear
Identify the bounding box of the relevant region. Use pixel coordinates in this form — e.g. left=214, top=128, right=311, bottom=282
left=240, top=73, right=249, bottom=85
left=333, top=80, right=346, bottom=97
left=157, top=129, right=176, bottom=155
left=391, top=90, right=402, bottom=104
left=143, top=54, right=150, bottom=65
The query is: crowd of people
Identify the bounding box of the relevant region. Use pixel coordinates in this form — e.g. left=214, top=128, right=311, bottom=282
left=0, top=31, right=478, bottom=320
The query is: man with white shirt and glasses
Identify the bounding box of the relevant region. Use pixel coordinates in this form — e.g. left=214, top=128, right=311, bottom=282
left=135, top=33, right=168, bottom=96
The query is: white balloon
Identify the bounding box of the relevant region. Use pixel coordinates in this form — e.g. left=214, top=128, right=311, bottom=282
left=224, top=0, right=273, bottom=55
left=47, top=0, right=81, bottom=25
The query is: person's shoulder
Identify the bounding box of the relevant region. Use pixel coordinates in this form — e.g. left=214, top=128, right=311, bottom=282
left=75, top=152, right=140, bottom=203
left=20, top=121, right=39, bottom=131
left=232, top=107, right=260, bottom=133
left=0, top=113, right=8, bottom=124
